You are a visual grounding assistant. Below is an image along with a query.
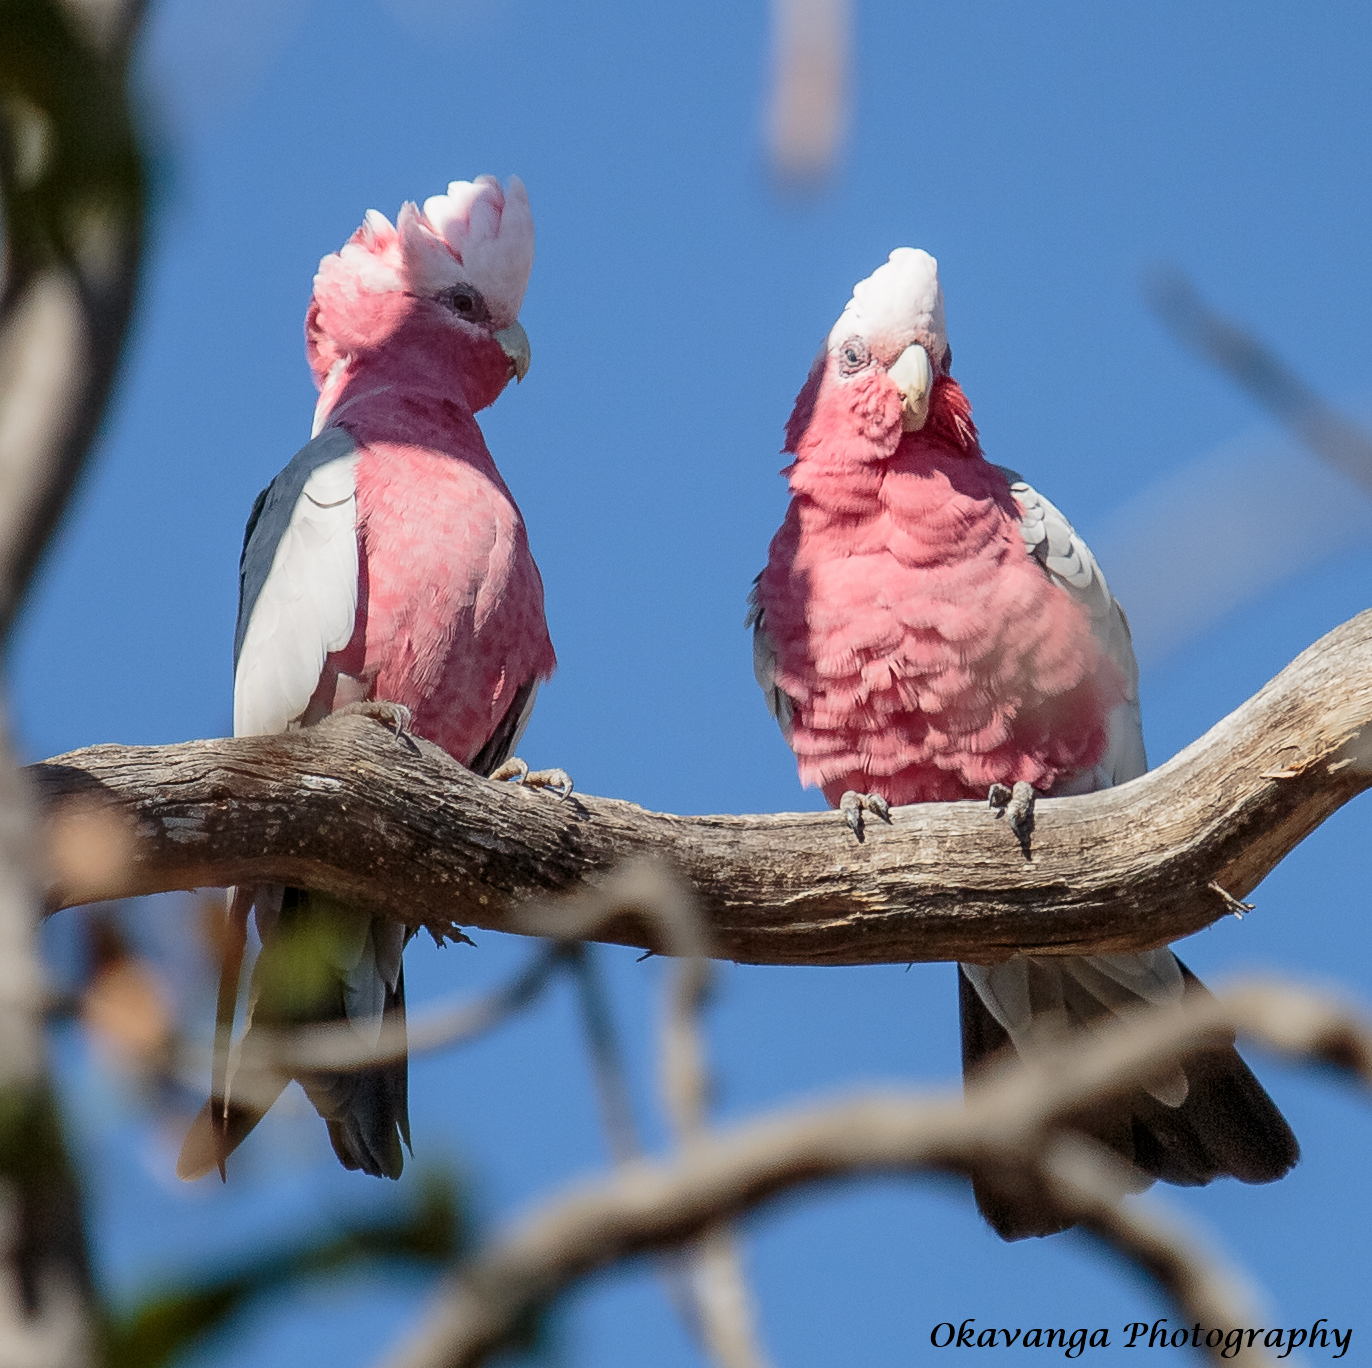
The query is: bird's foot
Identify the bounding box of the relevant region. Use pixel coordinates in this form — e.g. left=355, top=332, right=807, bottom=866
left=988, top=781, right=1036, bottom=851
left=838, top=790, right=891, bottom=841
left=490, top=757, right=574, bottom=799
left=327, top=700, right=413, bottom=739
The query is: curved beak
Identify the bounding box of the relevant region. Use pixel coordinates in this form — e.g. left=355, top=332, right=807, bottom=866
left=888, top=343, right=932, bottom=432
left=495, top=321, right=531, bottom=383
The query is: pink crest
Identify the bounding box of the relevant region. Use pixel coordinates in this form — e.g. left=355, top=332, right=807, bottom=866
left=306, top=175, right=534, bottom=387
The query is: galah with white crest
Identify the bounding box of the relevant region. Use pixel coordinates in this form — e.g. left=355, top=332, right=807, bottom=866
left=179, top=174, right=563, bottom=1182
left=749, top=248, right=1298, bottom=1238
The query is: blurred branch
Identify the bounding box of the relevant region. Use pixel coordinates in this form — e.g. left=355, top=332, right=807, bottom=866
left=532, top=867, right=772, bottom=1368
left=0, top=0, right=146, bottom=639
left=174, top=943, right=571, bottom=1117
left=0, top=2, right=147, bottom=1363
left=1145, top=268, right=1372, bottom=490
left=1039, top=1138, right=1272, bottom=1368
left=30, top=607, right=1372, bottom=964
left=765, top=0, right=850, bottom=184
left=383, top=979, right=1368, bottom=1368
left=568, top=945, right=642, bottom=1166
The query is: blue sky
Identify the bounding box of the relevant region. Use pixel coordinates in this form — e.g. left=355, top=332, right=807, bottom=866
left=14, top=0, right=1372, bottom=1363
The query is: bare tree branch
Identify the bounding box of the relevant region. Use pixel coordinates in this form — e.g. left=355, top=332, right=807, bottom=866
left=378, top=980, right=1371, bottom=1368
left=524, top=866, right=773, bottom=1368
left=29, top=607, right=1372, bottom=965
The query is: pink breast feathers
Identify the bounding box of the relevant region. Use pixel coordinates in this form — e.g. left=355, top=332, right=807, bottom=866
left=338, top=440, right=555, bottom=766
left=761, top=434, right=1123, bottom=808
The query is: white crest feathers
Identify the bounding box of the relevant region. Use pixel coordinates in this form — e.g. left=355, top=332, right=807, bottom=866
left=829, top=247, right=948, bottom=362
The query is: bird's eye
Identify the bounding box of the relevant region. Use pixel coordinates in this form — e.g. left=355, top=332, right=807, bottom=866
left=442, top=286, right=487, bottom=321
left=838, top=338, right=869, bottom=374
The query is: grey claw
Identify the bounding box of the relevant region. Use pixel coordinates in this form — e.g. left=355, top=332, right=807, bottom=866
left=1007, top=781, right=1036, bottom=840
left=328, top=700, right=413, bottom=738
left=988, top=780, right=1036, bottom=851
left=527, top=767, right=574, bottom=799
left=838, top=790, right=891, bottom=842
left=490, top=758, right=574, bottom=799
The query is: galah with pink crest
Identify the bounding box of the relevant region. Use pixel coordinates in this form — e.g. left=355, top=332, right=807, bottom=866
left=749, top=249, right=1298, bottom=1238
left=179, top=174, right=564, bottom=1182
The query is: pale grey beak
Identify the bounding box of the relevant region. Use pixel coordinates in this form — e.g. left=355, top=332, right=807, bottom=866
left=495, top=321, right=531, bottom=383
left=888, top=343, right=932, bottom=431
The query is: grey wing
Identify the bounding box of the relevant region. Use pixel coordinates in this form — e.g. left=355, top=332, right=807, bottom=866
left=745, top=576, right=794, bottom=745
left=977, top=470, right=1169, bottom=1052
left=234, top=427, right=362, bottom=738
left=995, top=466, right=1146, bottom=789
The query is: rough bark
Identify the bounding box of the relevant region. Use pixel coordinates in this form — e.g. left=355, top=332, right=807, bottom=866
left=30, top=608, right=1372, bottom=967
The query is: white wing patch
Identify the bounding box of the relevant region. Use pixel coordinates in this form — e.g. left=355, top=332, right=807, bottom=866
left=234, top=454, right=360, bottom=737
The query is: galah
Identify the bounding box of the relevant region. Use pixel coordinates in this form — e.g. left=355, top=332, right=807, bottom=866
left=749, top=249, right=1298, bottom=1239
left=178, top=174, right=559, bottom=1182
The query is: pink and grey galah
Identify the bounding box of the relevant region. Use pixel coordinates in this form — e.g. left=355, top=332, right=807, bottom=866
left=749, top=248, right=1298, bottom=1238
left=179, top=174, right=561, bottom=1182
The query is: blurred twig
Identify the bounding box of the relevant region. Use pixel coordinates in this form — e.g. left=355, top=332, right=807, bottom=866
left=1040, top=1138, right=1271, bottom=1368
left=766, top=0, right=851, bottom=184
left=1146, top=268, right=1372, bottom=491
left=568, top=943, right=713, bottom=1350
left=382, top=978, right=1370, bottom=1368
left=177, top=943, right=572, bottom=1116
left=567, top=945, right=641, bottom=1166
left=524, top=865, right=773, bottom=1368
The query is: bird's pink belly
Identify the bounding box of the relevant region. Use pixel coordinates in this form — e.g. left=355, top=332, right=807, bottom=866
left=776, top=547, right=1115, bottom=808
left=346, top=447, right=554, bottom=767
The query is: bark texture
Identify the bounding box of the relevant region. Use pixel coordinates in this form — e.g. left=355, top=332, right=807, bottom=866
left=31, top=608, right=1372, bottom=966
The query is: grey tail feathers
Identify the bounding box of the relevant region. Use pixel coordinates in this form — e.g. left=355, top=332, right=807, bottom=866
left=179, top=887, right=411, bottom=1182
left=957, top=957, right=1299, bottom=1241
left=297, top=960, right=410, bottom=1179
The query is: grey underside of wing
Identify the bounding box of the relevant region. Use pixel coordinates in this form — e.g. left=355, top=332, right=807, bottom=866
left=469, top=678, right=541, bottom=778
left=970, top=470, right=1180, bottom=1103
left=745, top=577, right=794, bottom=744
left=234, top=427, right=361, bottom=739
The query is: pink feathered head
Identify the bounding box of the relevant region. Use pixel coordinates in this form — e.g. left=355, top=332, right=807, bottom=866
left=306, top=175, right=534, bottom=386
